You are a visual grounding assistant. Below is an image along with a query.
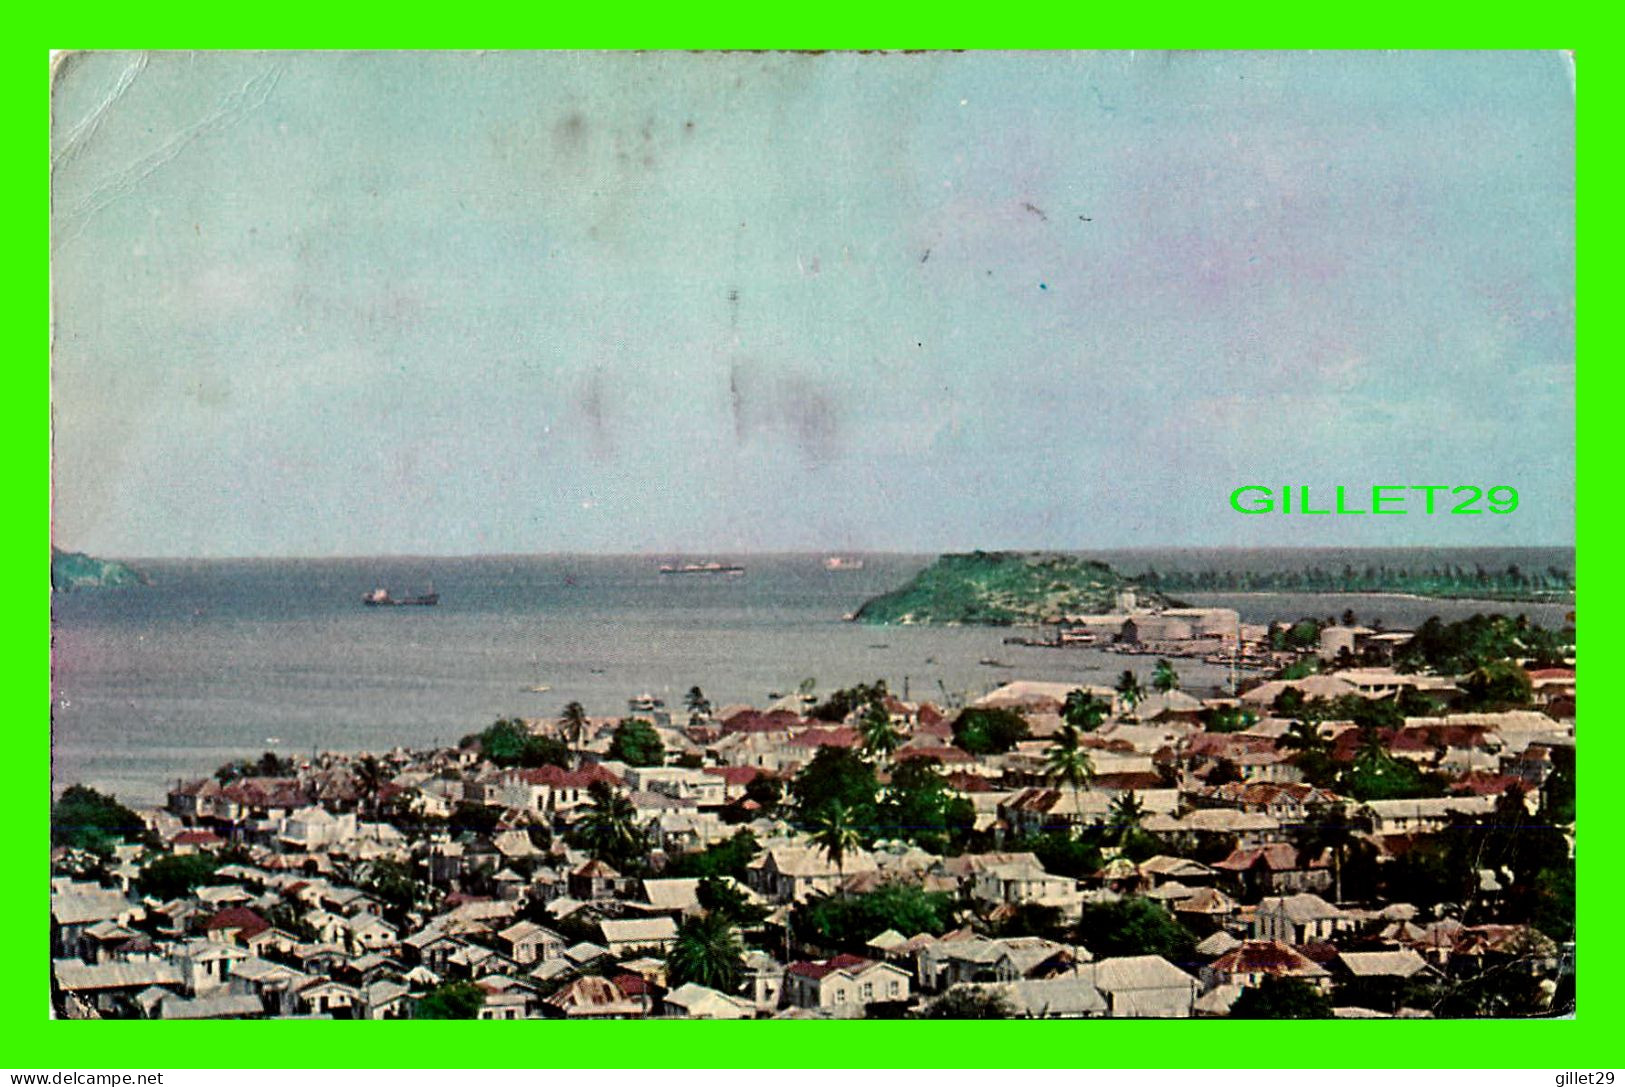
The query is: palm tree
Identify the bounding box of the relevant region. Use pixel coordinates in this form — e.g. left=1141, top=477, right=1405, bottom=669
left=579, top=781, right=643, bottom=866
left=1114, top=670, right=1145, bottom=716
left=1278, top=718, right=1327, bottom=753
left=1107, top=790, right=1147, bottom=846
left=666, top=910, right=746, bottom=992
left=559, top=701, right=589, bottom=761
left=1043, top=724, right=1094, bottom=834
left=1152, top=659, right=1180, bottom=694
left=1294, top=802, right=1358, bottom=903
left=353, top=754, right=389, bottom=819
left=685, top=686, right=711, bottom=721
left=1061, top=689, right=1109, bottom=733
left=807, top=801, right=863, bottom=879
left=858, top=704, right=902, bottom=764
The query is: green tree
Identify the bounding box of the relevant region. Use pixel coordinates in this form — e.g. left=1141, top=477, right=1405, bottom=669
left=951, top=706, right=1030, bottom=755
left=415, top=981, right=486, bottom=1019
left=1229, top=976, right=1333, bottom=1019
left=878, top=758, right=973, bottom=854
left=51, top=785, right=148, bottom=855
left=695, top=875, right=769, bottom=926
left=1114, top=670, right=1145, bottom=715
left=356, top=858, right=421, bottom=924
left=667, top=829, right=762, bottom=881
left=807, top=801, right=862, bottom=877
left=1107, top=791, right=1148, bottom=846
left=1152, top=659, right=1180, bottom=693
left=137, top=853, right=223, bottom=901
left=1043, top=724, right=1094, bottom=829
left=1291, top=802, right=1358, bottom=903
left=1033, top=831, right=1106, bottom=880
left=811, top=680, right=889, bottom=723
left=922, top=985, right=1014, bottom=1019
left=1062, top=689, right=1110, bottom=733
left=576, top=781, right=646, bottom=868
left=793, top=883, right=956, bottom=952
left=790, top=747, right=878, bottom=830
left=1460, top=660, right=1535, bottom=710
left=608, top=717, right=666, bottom=767
left=1075, top=896, right=1195, bottom=962
left=559, top=701, right=589, bottom=757
left=684, top=686, right=711, bottom=720
left=858, top=704, right=903, bottom=763
left=666, top=911, right=747, bottom=992
left=477, top=718, right=570, bottom=770
left=1200, top=705, right=1256, bottom=734
left=353, top=755, right=390, bottom=818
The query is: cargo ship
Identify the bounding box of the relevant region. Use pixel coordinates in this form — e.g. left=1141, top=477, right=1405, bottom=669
left=658, top=562, right=744, bottom=576
left=363, top=587, right=439, bottom=606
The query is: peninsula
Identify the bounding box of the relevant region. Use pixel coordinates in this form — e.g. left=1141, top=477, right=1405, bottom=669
left=51, top=547, right=148, bottom=592
left=852, top=552, right=1172, bottom=626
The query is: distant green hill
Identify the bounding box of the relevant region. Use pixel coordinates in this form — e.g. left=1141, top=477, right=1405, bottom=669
left=51, top=547, right=148, bottom=591
left=852, top=551, right=1172, bottom=626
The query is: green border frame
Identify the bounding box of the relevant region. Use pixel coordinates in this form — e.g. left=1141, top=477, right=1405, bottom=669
left=27, top=25, right=1603, bottom=1068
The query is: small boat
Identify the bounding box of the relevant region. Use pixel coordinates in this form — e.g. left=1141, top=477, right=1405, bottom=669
left=522, top=684, right=552, bottom=694
left=363, top=586, right=438, bottom=607
left=979, top=658, right=1014, bottom=668
left=823, top=556, right=865, bottom=571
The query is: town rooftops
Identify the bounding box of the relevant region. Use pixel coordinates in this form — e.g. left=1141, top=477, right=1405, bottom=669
left=51, top=884, right=135, bottom=926
left=1257, top=893, right=1344, bottom=923
left=1208, top=939, right=1330, bottom=979
left=1084, top=955, right=1199, bottom=992
left=1339, top=949, right=1431, bottom=978
left=787, top=952, right=874, bottom=980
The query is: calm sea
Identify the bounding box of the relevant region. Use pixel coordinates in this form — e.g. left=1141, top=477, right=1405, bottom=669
left=50, top=549, right=1574, bottom=805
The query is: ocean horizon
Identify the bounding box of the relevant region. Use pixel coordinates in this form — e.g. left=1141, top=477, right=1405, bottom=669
left=51, top=547, right=1574, bottom=806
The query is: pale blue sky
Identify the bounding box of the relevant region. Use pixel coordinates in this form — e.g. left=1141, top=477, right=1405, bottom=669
left=50, top=51, right=1574, bottom=557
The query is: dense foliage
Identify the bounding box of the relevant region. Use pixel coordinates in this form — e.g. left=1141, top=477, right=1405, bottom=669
left=1228, top=976, right=1333, bottom=1019
left=665, top=911, right=747, bottom=992
left=137, top=853, right=224, bottom=901
left=811, top=680, right=890, bottom=723
left=666, top=829, right=762, bottom=880
left=790, top=747, right=878, bottom=831
left=1075, top=895, right=1196, bottom=964
left=921, top=985, right=1014, bottom=1019
left=608, top=717, right=666, bottom=766
left=470, top=718, right=571, bottom=770
left=51, top=785, right=148, bottom=855
left=1394, top=614, right=1572, bottom=674
left=415, top=981, right=486, bottom=1019
left=951, top=707, right=1031, bottom=755
left=853, top=552, right=1172, bottom=626
left=1140, top=562, right=1572, bottom=601
left=793, top=883, right=956, bottom=953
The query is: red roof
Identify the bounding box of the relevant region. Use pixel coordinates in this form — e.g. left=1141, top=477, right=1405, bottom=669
left=721, top=709, right=804, bottom=734
left=1450, top=773, right=1528, bottom=797
left=703, top=766, right=761, bottom=786
left=916, top=703, right=946, bottom=727
left=1209, top=940, right=1325, bottom=977
left=203, top=907, right=271, bottom=938
left=516, top=763, right=623, bottom=788
left=1526, top=667, right=1575, bottom=680
left=786, top=952, right=871, bottom=980
left=895, top=745, right=974, bottom=764
left=786, top=727, right=860, bottom=749
left=613, top=973, right=655, bottom=997
left=945, top=771, right=996, bottom=793
left=1214, top=843, right=1306, bottom=872
left=171, top=830, right=225, bottom=846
